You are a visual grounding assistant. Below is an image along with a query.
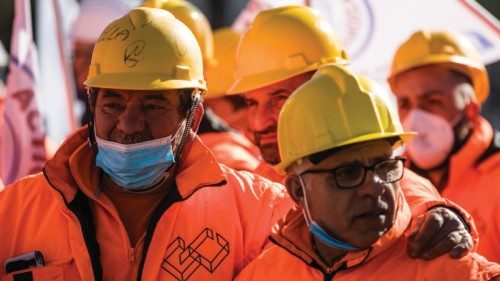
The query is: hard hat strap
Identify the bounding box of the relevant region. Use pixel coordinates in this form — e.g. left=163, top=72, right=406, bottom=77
left=173, top=90, right=202, bottom=161
left=298, top=175, right=314, bottom=226
left=87, top=88, right=99, bottom=156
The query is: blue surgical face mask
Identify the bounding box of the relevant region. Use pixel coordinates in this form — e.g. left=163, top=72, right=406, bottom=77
left=298, top=176, right=360, bottom=252
left=95, top=134, right=175, bottom=191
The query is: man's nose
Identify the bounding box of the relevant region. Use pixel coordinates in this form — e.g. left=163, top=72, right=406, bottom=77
left=116, top=106, right=145, bottom=135
left=252, top=104, right=275, bottom=132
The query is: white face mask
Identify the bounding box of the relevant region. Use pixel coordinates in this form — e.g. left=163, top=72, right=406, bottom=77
left=402, top=109, right=459, bottom=169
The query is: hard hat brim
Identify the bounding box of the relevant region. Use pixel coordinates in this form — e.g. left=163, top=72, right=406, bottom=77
left=85, top=73, right=207, bottom=91
left=275, top=131, right=416, bottom=173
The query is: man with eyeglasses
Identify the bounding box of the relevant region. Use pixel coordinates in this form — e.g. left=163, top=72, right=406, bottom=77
left=235, top=64, right=500, bottom=281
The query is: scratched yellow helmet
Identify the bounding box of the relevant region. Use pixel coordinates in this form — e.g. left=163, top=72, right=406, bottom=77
left=85, top=7, right=206, bottom=90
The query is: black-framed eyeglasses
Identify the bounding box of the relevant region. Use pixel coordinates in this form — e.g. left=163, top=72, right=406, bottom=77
left=304, top=157, right=406, bottom=189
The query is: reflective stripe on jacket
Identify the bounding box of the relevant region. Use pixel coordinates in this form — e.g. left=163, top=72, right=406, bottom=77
left=235, top=192, right=500, bottom=281
left=0, top=127, right=294, bottom=281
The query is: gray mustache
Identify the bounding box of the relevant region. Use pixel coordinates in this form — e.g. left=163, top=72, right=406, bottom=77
left=109, top=130, right=154, bottom=144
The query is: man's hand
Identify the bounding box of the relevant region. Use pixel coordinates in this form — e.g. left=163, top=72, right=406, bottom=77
left=408, top=206, right=473, bottom=260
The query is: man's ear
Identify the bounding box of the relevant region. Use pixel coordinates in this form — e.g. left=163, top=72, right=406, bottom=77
left=285, top=175, right=306, bottom=208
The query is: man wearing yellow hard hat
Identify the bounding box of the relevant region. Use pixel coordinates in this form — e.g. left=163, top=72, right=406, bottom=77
left=388, top=30, right=500, bottom=263
left=0, top=8, right=293, bottom=280
left=144, top=0, right=261, bottom=172
left=235, top=63, right=500, bottom=281
left=229, top=5, right=477, bottom=261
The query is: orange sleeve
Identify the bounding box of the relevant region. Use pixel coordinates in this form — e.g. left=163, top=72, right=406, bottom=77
left=200, top=132, right=261, bottom=172
left=254, top=161, right=286, bottom=183
left=225, top=168, right=294, bottom=273
left=400, top=168, right=479, bottom=247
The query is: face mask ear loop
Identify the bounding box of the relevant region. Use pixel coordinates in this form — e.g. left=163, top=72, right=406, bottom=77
left=298, top=175, right=314, bottom=227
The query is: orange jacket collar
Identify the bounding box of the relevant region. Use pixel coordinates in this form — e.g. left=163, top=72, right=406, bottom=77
left=447, top=116, right=495, bottom=188
left=271, top=191, right=411, bottom=273
left=44, top=126, right=226, bottom=202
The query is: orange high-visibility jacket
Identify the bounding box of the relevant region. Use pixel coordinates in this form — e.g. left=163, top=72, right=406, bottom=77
left=254, top=161, right=286, bottom=183
left=423, top=117, right=499, bottom=263
left=0, top=127, right=294, bottom=281
left=200, top=131, right=261, bottom=172
left=235, top=193, right=500, bottom=281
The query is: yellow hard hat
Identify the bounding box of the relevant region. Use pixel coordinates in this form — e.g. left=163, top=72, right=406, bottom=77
left=143, top=0, right=215, bottom=68
left=141, top=0, right=164, bottom=8
left=388, top=30, right=489, bottom=103
left=228, top=5, right=348, bottom=94
left=205, top=28, right=240, bottom=99
left=85, top=7, right=206, bottom=90
left=277, top=64, right=415, bottom=172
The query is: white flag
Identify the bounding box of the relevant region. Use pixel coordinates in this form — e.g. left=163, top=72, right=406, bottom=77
left=36, top=0, right=79, bottom=145
left=1, top=0, right=46, bottom=185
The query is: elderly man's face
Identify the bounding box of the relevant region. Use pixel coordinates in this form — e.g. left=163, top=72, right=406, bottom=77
left=94, top=89, right=184, bottom=143
left=244, top=72, right=312, bottom=165
left=297, top=140, right=398, bottom=248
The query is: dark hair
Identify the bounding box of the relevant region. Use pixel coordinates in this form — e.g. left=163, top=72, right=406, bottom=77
left=308, top=137, right=400, bottom=164
left=87, top=87, right=98, bottom=113
left=222, top=94, right=246, bottom=111
left=178, top=89, right=197, bottom=117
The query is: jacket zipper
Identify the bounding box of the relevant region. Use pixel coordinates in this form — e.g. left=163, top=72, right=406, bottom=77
left=136, top=179, right=227, bottom=281
left=43, top=168, right=103, bottom=281
left=324, top=272, right=335, bottom=281
left=269, top=236, right=348, bottom=281
left=323, top=262, right=347, bottom=281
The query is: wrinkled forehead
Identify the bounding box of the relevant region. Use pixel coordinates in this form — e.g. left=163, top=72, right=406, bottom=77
left=313, top=140, right=393, bottom=168
left=244, top=72, right=314, bottom=100
left=96, top=88, right=182, bottom=100
left=393, top=64, right=470, bottom=97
